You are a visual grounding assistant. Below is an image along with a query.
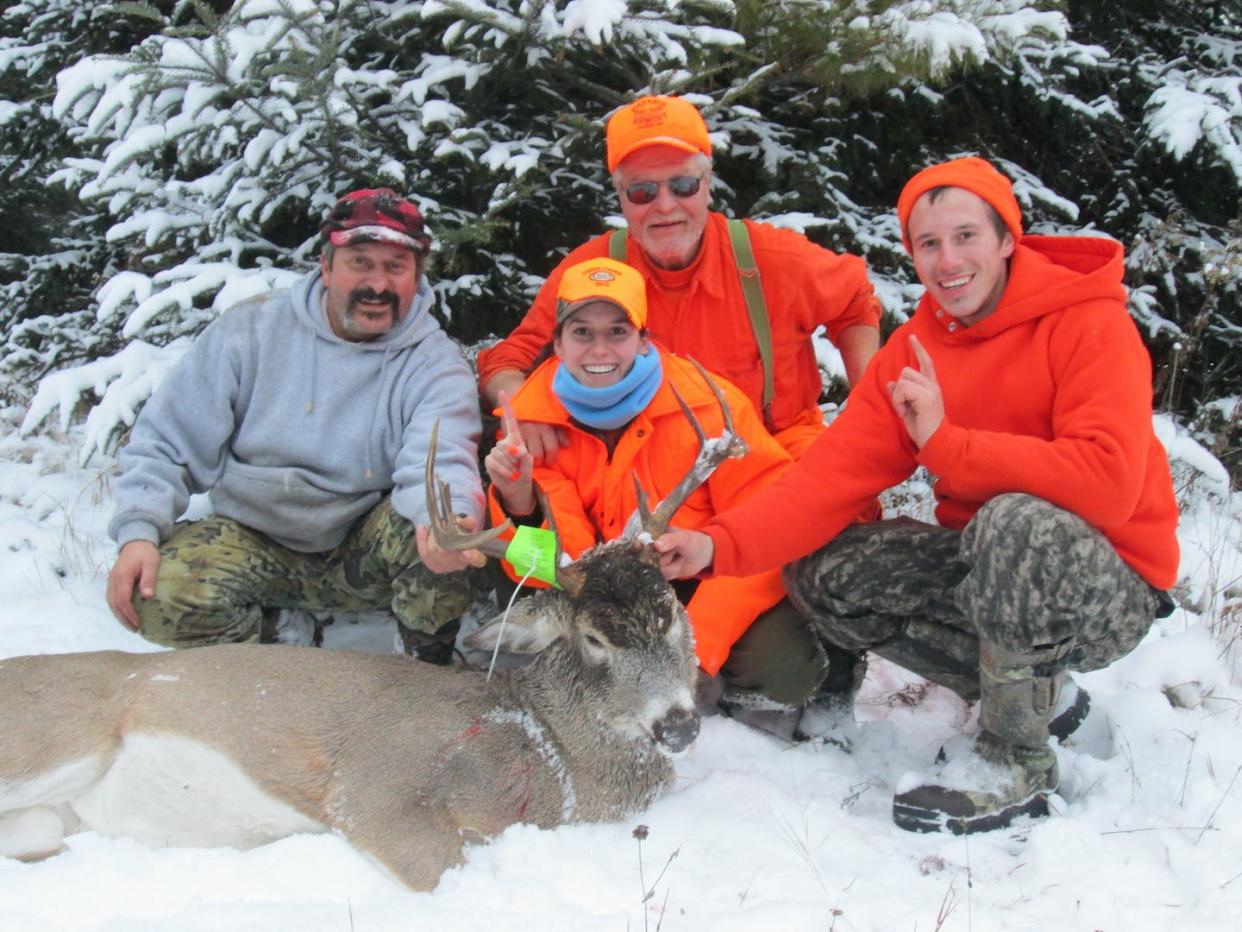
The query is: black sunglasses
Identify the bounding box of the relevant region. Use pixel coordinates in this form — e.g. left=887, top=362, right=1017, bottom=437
left=623, top=175, right=705, bottom=206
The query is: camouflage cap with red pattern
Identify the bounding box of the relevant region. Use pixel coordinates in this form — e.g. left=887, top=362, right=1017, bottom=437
left=320, top=188, right=431, bottom=254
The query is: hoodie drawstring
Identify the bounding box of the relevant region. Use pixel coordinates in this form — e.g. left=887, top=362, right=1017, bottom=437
left=305, top=337, right=317, bottom=414
left=364, top=347, right=394, bottom=480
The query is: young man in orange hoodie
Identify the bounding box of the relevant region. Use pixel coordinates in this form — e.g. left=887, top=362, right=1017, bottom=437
left=656, top=157, right=1180, bottom=834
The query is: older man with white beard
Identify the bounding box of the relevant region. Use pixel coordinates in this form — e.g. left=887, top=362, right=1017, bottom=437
left=477, top=94, right=883, bottom=463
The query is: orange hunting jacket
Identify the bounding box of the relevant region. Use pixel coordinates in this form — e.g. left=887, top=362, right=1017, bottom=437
left=489, top=350, right=792, bottom=675
left=704, top=235, right=1181, bottom=591
left=476, top=212, right=882, bottom=458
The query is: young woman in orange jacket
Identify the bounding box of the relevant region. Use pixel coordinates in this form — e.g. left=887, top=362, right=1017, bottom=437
left=484, top=257, right=834, bottom=721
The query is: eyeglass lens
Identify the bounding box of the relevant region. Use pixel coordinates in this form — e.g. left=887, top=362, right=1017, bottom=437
left=624, top=175, right=703, bottom=205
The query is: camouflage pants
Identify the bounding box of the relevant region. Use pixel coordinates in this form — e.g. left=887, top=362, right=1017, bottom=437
left=135, top=496, right=479, bottom=648
left=783, top=494, right=1163, bottom=702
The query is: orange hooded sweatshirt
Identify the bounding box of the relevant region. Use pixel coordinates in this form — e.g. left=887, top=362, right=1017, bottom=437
left=703, top=235, right=1180, bottom=591
left=476, top=212, right=881, bottom=458
left=490, top=350, right=793, bottom=675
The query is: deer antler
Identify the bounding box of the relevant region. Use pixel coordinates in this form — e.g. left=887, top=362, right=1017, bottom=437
left=534, top=483, right=586, bottom=596
left=426, top=421, right=587, bottom=593
left=631, top=358, right=749, bottom=538
left=425, top=420, right=513, bottom=560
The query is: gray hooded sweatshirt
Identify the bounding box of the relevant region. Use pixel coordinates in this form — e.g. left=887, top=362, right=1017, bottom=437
left=109, top=270, right=484, bottom=553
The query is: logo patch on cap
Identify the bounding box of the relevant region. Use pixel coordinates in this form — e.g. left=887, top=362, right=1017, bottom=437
left=588, top=270, right=616, bottom=282
left=630, top=98, right=668, bottom=129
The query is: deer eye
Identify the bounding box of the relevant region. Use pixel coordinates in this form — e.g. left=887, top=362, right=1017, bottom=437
left=583, top=632, right=605, bottom=650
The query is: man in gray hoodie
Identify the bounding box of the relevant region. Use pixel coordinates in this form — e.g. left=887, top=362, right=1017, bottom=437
left=105, top=188, right=486, bottom=663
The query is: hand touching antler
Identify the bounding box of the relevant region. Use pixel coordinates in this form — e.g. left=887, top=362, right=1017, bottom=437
left=419, top=420, right=513, bottom=573
left=429, top=419, right=582, bottom=593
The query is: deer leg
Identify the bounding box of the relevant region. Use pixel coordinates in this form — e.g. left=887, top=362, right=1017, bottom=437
left=0, top=805, right=78, bottom=861
left=336, top=808, right=469, bottom=892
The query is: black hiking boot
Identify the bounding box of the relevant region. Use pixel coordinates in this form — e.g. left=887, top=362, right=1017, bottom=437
left=792, top=646, right=867, bottom=749
left=259, top=608, right=326, bottom=647
left=718, top=694, right=804, bottom=742
left=397, top=621, right=460, bottom=666
left=892, top=732, right=1057, bottom=835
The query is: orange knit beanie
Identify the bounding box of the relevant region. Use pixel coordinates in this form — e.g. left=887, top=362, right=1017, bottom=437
left=896, top=157, right=1023, bottom=253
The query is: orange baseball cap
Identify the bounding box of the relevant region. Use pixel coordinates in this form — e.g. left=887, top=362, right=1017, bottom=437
left=555, top=258, right=648, bottom=329
left=897, top=156, right=1023, bottom=253
left=605, top=96, right=712, bottom=174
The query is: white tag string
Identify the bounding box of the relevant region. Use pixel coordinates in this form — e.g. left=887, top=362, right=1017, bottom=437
left=487, top=560, right=537, bottom=682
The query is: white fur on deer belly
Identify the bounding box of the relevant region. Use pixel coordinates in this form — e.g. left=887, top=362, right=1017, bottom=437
left=72, top=732, right=325, bottom=848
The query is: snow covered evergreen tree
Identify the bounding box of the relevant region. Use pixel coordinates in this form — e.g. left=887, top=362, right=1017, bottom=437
left=1065, top=2, right=1241, bottom=441
left=10, top=0, right=1241, bottom=474
left=0, top=1, right=173, bottom=397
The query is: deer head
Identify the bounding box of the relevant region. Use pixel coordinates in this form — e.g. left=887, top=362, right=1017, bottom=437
left=426, top=425, right=698, bottom=754
left=423, top=359, right=746, bottom=757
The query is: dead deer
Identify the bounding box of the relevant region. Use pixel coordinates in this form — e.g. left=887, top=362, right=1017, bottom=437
left=0, top=362, right=745, bottom=891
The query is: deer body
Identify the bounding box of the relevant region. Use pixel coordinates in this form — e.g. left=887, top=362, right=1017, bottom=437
left=0, top=548, right=698, bottom=890
left=1, top=365, right=744, bottom=891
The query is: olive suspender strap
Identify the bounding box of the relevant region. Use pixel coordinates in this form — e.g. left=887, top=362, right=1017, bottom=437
left=606, top=222, right=775, bottom=430
left=724, top=219, right=775, bottom=430
left=608, top=226, right=628, bottom=260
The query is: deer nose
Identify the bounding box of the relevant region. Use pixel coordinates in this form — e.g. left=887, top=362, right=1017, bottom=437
left=653, top=706, right=699, bottom=753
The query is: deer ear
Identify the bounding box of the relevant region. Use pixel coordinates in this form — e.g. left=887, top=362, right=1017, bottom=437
left=463, top=600, right=567, bottom=655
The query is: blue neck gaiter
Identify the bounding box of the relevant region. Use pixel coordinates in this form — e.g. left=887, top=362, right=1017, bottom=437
left=553, top=346, right=663, bottom=430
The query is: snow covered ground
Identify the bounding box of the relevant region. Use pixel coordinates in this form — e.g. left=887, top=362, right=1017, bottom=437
left=1, top=403, right=1240, bottom=932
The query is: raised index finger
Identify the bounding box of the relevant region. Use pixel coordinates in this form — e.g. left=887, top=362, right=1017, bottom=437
left=497, top=389, right=524, bottom=448
left=908, top=334, right=937, bottom=380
